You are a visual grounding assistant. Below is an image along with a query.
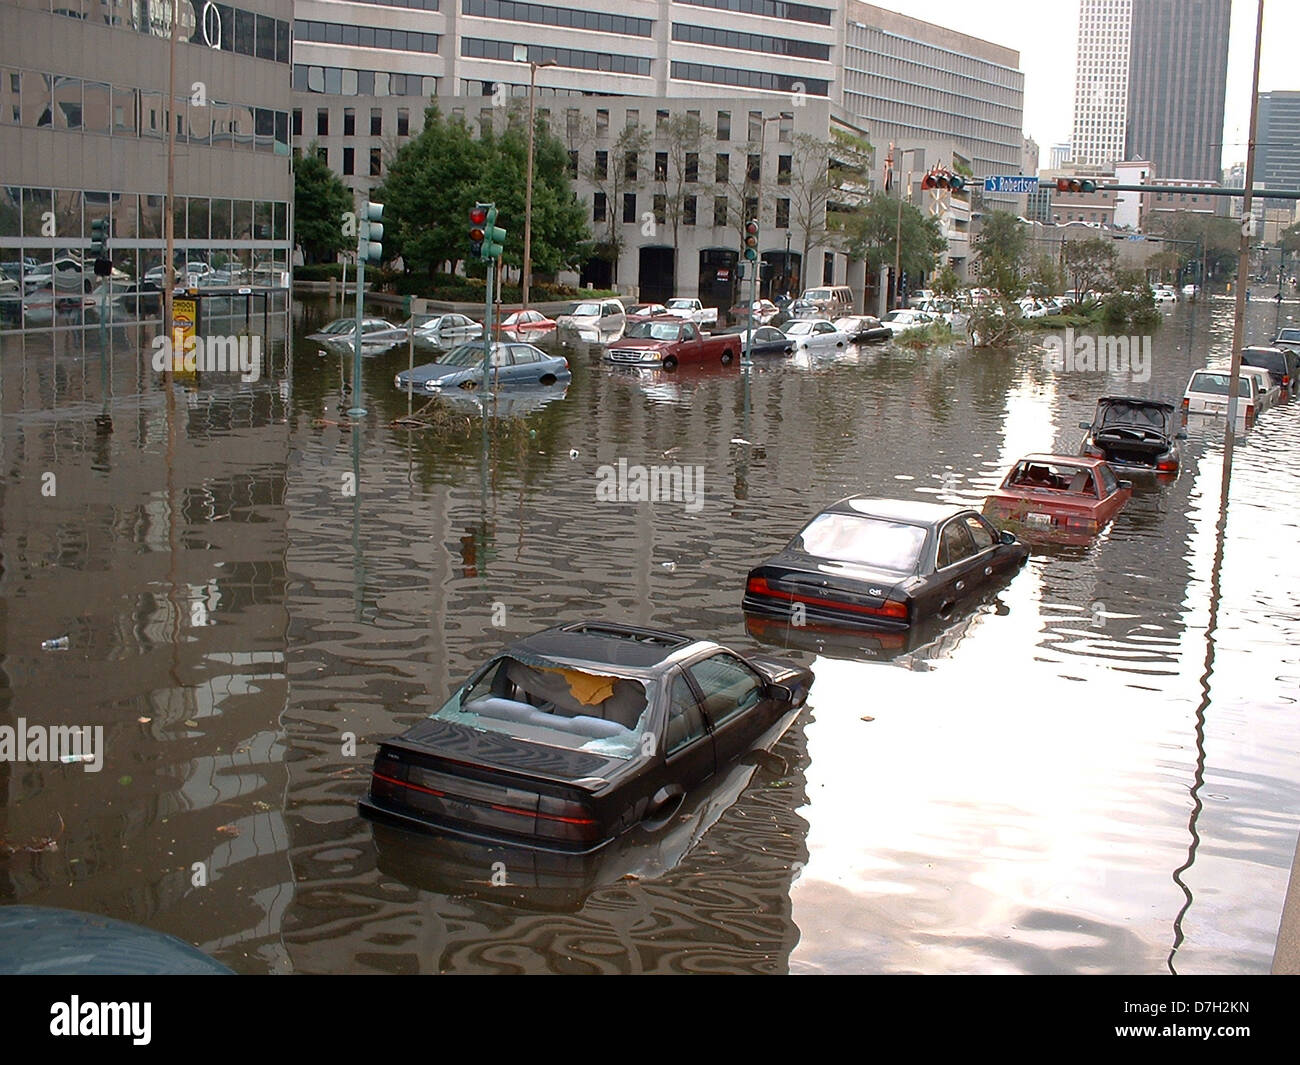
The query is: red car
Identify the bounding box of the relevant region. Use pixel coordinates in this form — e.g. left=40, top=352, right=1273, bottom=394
left=495, top=308, right=556, bottom=341
left=983, top=454, right=1131, bottom=543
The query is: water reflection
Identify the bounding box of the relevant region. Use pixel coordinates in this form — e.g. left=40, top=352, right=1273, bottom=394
left=2, top=299, right=1299, bottom=973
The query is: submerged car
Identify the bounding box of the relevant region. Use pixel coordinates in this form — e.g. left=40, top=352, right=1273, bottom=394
left=780, top=318, right=850, bottom=353
left=495, top=308, right=558, bottom=342
left=1239, top=346, right=1299, bottom=399
left=1078, top=396, right=1185, bottom=475
left=1274, top=328, right=1300, bottom=353
left=879, top=309, right=936, bottom=336
left=407, top=312, right=483, bottom=346
left=555, top=298, right=625, bottom=343
left=1181, top=368, right=1265, bottom=423
left=833, top=315, right=892, bottom=343
left=743, top=497, right=1029, bottom=631
left=394, top=341, right=569, bottom=393
left=720, top=324, right=795, bottom=357
left=359, top=621, right=814, bottom=851
left=308, top=317, right=407, bottom=350
left=983, top=455, right=1132, bottom=544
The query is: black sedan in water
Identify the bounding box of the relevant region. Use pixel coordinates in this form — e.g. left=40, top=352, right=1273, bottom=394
left=743, top=497, right=1029, bottom=630
left=1078, top=395, right=1184, bottom=475
left=360, top=622, right=813, bottom=852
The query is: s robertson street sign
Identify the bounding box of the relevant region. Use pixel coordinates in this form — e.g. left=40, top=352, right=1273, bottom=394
left=984, top=176, right=1040, bottom=195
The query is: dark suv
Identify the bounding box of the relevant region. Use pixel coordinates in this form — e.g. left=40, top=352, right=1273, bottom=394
left=1079, top=396, right=1185, bottom=476
left=1241, top=346, right=1299, bottom=400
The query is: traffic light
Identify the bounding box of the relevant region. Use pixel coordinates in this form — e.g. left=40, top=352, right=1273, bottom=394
left=469, top=204, right=487, bottom=259
left=920, top=169, right=967, bottom=192
left=480, top=203, right=506, bottom=261
left=90, top=218, right=108, bottom=258
left=360, top=199, right=384, bottom=263
left=743, top=218, right=759, bottom=262
left=1056, top=178, right=1097, bottom=194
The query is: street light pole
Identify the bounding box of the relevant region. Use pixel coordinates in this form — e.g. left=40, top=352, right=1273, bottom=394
left=519, top=55, right=556, bottom=312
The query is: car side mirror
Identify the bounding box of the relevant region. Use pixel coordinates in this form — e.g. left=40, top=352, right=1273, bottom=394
left=1175, top=431, right=1188, bottom=440
left=764, top=682, right=794, bottom=705
left=999, top=530, right=1018, bottom=545
left=1119, top=480, right=1133, bottom=490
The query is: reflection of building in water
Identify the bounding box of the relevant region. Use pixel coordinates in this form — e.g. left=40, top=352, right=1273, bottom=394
left=0, top=324, right=294, bottom=966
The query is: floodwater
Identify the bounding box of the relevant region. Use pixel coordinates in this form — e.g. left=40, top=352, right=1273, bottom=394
left=1, top=296, right=1297, bottom=974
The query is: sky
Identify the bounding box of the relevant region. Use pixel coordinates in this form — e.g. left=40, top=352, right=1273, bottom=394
left=877, top=0, right=1299, bottom=173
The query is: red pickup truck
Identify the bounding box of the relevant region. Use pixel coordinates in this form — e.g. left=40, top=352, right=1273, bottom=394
left=604, top=318, right=740, bottom=370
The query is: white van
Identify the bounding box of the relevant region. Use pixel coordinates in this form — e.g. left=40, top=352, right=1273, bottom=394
left=1182, top=368, right=1264, bottom=422
left=800, top=285, right=855, bottom=318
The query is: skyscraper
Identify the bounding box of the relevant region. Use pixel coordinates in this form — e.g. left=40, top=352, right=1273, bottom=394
left=1071, top=0, right=1230, bottom=180
left=1126, top=0, right=1230, bottom=182
left=1070, top=0, right=1131, bottom=168
left=1257, top=92, right=1300, bottom=200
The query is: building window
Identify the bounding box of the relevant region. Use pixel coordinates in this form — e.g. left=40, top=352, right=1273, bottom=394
left=713, top=195, right=728, bottom=227
left=626, top=108, right=639, bottom=129
left=716, top=153, right=729, bottom=184
left=343, top=107, right=355, bottom=136
left=593, top=192, right=607, bottom=222
left=717, top=110, right=730, bottom=141
left=653, top=194, right=666, bottom=224
left=595, top=150, right=608, bottom=180
left=397, top=108, right=409, bottom=136
left=747, top=154, right=760, bottom=182
left=292, top=108, right=302, bottom=136
left=460, top=0, right=652, bottom=37
left=686, top=152, right=699, bottom=183
left=370, top=147, right=382, bottom=176
left=745, top=196, right=757, bottom=218
left=776, top=197, right=789, bottom=228
left=777, top=155, right=791, bottom=185
left=778, top=111, right=793, bottom=142
left=371, top=108, right=382, bottom=135
left=655, top=152, right=668, bottom=181
left=596, top=108, right=608, bottom=135
left=566, top=107, right=580, bottom=139
left=568, top=150, right=579, bottom=178
left=684, top=195, right=697, bottom=226
left=317, top=146, right=328, bottom=163
left=343, top=146, right=354, bottom=175
left=623, top=192, right=637, bottom=223
left=625, top=151, right=638, bottom=181
left=317, top=108, right=328, bottom=136
left=748, top=111, right=762, bottom=142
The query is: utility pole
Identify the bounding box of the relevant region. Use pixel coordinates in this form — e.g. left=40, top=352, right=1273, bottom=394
left=519, top=54, right=556, bottom=311
left=1222, top=0, right=1265, bottom=505
left=162, top=0, right=179, bottom=364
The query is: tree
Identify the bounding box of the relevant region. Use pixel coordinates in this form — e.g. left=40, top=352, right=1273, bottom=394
left=973, top=210, right=1028, bottom=297
left=840, top=190, right=946, bottom=287
left=1027, top=253, right=1065, bottom=296
left=294, top=146, right=352, bottom=265
left=653, top=113, right=710, bottom=291
left=931, top=264, right=960, bottom=297
left=787, top=130, right=874, bottom=282
left=1147, top=212, right=1239, bottom=282
left=1280, top=222, right=1300, bottom=256
left=1063, top=237, right=1118, bottom=301
left=577, top=122, right=650, bottom=285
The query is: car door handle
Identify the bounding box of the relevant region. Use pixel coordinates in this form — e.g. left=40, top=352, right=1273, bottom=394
left=985, top=566, right=993, bottom=576
left=955, top=580, right=966, bottom=591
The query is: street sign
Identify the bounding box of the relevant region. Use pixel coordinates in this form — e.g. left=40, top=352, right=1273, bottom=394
left=983, top=176, right=1039, bottom=195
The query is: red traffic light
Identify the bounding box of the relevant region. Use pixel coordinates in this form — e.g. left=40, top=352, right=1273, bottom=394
left=745, top=219, right=759, bottom=236
left=470, top=206, right=488, bottom=225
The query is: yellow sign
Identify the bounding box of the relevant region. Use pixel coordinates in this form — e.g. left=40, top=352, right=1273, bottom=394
left=171, top=299, right=197, bottom=378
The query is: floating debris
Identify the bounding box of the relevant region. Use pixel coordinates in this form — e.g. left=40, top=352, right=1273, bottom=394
left=40, top=636, right=70, bottom=651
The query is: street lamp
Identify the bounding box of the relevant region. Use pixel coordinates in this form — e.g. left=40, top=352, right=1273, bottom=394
left=515, top=48, right=557, bottom=311
left=891, top=146, right=923, bottom=311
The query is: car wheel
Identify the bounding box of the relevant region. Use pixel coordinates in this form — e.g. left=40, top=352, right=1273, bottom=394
left=721, top=350, right=734, bottom=364
left=662, top=356, right=678, bottom=371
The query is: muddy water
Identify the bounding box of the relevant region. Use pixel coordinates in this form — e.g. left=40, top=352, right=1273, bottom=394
left=1, top=298, right=1297, bottom=973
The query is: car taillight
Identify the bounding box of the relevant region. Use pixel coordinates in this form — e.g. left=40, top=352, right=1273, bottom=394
left=1065, top=516, right=1099, bottom=532
left=1180, top=397, right=1190, bottom=411
left=1156, top=460, right=1178, bottom=472
left=746, top=575, right=908, bottom=620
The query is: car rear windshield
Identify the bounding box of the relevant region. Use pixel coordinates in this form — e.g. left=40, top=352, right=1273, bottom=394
left=1098, top=401, right=1170, bottom=430
left=571, top=303, right=601, bottom=316
left=1242, top=351, right=1286, bottom=373
left=625, top=321, right=683, bottom=341
left=792, top=513, right=927, bottom=573
left=433, top=656, right=651, bottom=758
left=1277, top=329, right=1300, bottom=343
left=1190, top=372, right=1250, bottom=397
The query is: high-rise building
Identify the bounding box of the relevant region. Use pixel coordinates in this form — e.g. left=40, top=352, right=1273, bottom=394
left=1257, top=91, right=1300, bottom=203
left=1070, top=0, right=1131, bottom=168
left=1126, top=0, right=1230, bottom=182
left=1049, top=143, right=1073, bottom=170
left=1071, top=0, right=1230, bottom=180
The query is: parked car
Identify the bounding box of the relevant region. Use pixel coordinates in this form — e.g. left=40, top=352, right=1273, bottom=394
left=1153, top=287, right=1178, bottom=304
left=799, top=285, right=854, bottom=318
left=743, top=497, right=1029, bottom=631
left=496, top=308, right=558, bottom=342
left=1240, top=346, right=1299, bottom=399
left=983, top=455, right=1132, bottom=544
left=307, top=317, right=408, bottom=351
left=359, top=621, right=814, bottom=851
left=1078, top=396, right=1185, bottom=476
left=662, top=297, right=718, bottom=328
left=907, top=289, right=935, bottom=309
left=1224, top=364, right=1281, bottom=412
left=395, top=341, right=569, bottom=393
left=624, top=303, right=669, bottom=322
left=1273, top=328, right=1300, bottom=353
left=833, top=315, right=892, bottom=343
left=605, top=319, right=741, bottom=369
left=720, top=324, right=795, bottom=357
left=556, top=298, right=626, bottom=343
left=1182, top=283, right=1200, bottom=298
left=780, top=318, right=850, bottom=353
left=408, top=312, right=483, bottom=346
left=728, top=299, right=780, bottom=327
left=879, top=309, right=936, bottom=336
left=1181, top=368, right=1264, bottom=422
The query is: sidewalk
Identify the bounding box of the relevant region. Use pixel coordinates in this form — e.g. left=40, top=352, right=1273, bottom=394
left=1273, top=828, right=1300, bottom=973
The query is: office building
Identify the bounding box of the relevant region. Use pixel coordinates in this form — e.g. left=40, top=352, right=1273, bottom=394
left=1257, top=91, right=1300, bottom=206
left=1070, top=0, right=1131, bottom=169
